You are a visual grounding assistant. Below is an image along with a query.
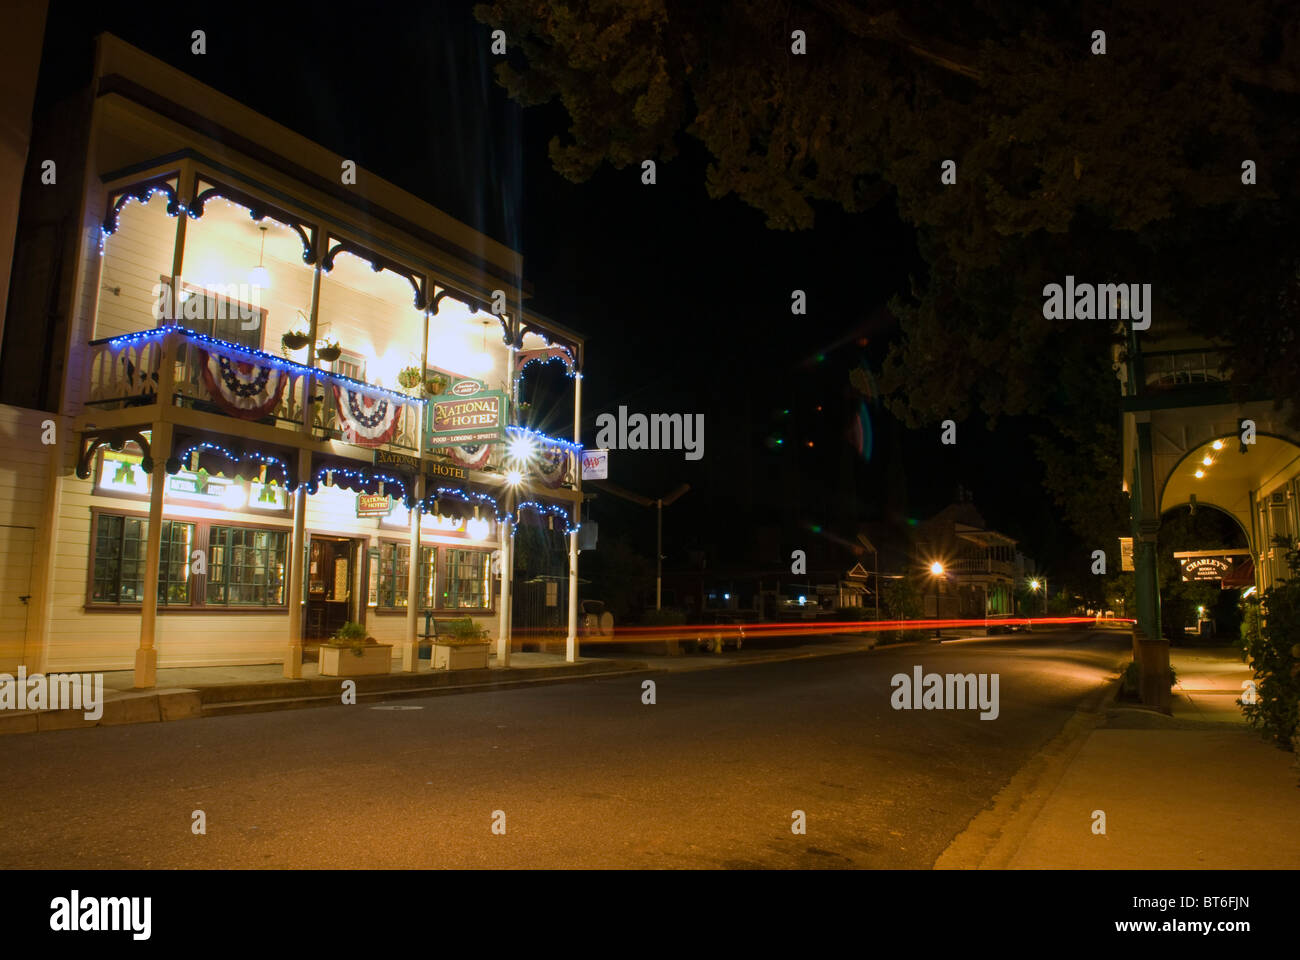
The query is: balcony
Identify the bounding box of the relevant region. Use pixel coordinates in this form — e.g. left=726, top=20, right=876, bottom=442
left=83, top=327, right=581, bottom=489
left=1142, top=349, right=1230, bottom=391
left=948, top=557, right=1015, bottom=579
left=86, top=326, right=421, bottom=451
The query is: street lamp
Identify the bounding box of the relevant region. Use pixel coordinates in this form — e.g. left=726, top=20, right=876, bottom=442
left=929, top=561, right=945, bottom=638
left=1029, top=577, right=1047, bottom=615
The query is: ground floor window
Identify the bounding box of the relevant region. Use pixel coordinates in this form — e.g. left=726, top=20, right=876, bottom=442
left=207, top=526, right=288, bottom=606
left=92, top=514, right=196, bottom=605
left=88, top=510, right=287, bottom=610
left=373, top=542, right=435, bottom=610
left=442, top=549, right=490, bottom=610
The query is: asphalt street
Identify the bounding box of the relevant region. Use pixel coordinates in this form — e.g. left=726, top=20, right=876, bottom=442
left=0, top=629, right=1127, bottom=868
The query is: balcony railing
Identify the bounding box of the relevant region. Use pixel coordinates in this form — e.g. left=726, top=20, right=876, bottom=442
left=948, top=557, right=1015, bottom=578
left=84, top=328, right=580, bottom=487
left=1142, top=349, right=1230, bottom=390
left=87, top=327, right=423, bottom=454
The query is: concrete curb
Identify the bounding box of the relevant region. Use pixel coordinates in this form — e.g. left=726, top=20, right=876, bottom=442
left=933, top=650, right=1129, bottom=870
left=202, top=666, right=654, bottom=717
left=0, top=660, right=649, bottom=734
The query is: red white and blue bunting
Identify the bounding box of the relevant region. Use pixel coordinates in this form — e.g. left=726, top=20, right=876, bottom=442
left=198, top=349, right=288, bottom=420
left=535, top=442, right=569, bottom=488
left=441, top=443, right=491, bottom=470
left=334, top=384, right=403, bottom=448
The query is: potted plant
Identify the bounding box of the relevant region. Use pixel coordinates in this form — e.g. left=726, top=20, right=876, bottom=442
left=316, top=337, right=342, bottom=363
left=282, top=328, right=311, bottom=351
left=397, top=366, right=423, bottom=391
left=424, top=373, right=449, bottom=396
left=318, top=621, right=393, bottom=677
left=432, top=618, right=491, bottom=670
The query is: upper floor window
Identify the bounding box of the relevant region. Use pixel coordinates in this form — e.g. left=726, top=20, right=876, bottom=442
left=158, top=275, right=265, bottom=351
left=334, top=350, right=366, bottom=382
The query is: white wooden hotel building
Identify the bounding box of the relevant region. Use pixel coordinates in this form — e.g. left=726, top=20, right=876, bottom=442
left=0, top=34, right=586, bottom=686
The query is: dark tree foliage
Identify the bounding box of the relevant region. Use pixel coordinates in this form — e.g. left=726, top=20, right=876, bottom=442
left=477, top=0, right=1300, bottom=545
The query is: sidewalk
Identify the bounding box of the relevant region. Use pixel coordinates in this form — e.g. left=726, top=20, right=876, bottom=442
left=939, top=645, right=1300, bottom=869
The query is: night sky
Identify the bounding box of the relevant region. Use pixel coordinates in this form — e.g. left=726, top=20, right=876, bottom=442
left=43, top=0, right=1070, bottom=594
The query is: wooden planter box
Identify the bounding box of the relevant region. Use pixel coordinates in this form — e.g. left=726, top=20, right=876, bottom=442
left=318, top=643, right=393, bottom=677
left=432, top=641, right=490, bottom=671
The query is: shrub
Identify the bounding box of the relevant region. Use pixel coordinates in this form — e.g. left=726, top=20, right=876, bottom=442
left=441, top=618, right=487, bottom=643
left=1241, top=538, right=1300, bottom=750
left=332, top=621, right=371, bottom=656
left=1119, top=660, right=1177, bottom=700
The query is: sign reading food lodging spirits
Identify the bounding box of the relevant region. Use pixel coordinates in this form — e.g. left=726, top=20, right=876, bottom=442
left=427, top=390, right=508, bottom=445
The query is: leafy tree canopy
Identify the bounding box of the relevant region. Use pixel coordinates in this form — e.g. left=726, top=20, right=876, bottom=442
left=477, top=0, right=1300, bottom=546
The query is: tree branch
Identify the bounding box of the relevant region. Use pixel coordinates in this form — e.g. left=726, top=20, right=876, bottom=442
left=806, top=0, right=984, bottom=82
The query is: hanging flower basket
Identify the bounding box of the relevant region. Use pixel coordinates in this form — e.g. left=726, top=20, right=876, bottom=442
left=424, top=373, right=449, bottom=396
left=281, top=330, right=311, bottom=351
left=317, top=342, right=342, bottom=363
left=397, top=366, right=423, bottom=390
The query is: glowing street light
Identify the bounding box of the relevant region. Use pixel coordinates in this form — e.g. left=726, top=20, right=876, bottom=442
left=1028, top=576, right=1047, bottom=614
left=929, top=561, right=945, bottom=637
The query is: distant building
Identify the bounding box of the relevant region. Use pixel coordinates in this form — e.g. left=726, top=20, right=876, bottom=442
left=913, top=501, right=1030, bottom=619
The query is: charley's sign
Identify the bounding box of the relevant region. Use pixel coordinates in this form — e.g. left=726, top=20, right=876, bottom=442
left=1178, top=556, right=1233, bottom=582
left=428, top=391, right=507, bottom=445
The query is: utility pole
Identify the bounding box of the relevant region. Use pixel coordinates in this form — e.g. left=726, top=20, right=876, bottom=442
left=588, top=479, right=689, bottom=611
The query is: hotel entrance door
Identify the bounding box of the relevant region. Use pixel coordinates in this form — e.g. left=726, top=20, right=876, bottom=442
left=305, top=536, right=358, bottom=647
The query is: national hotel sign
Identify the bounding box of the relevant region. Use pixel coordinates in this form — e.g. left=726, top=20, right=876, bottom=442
left=427, top=389, right=508, bottom=446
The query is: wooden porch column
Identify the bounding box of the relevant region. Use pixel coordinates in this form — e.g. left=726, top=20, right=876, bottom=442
left=284, top=447, right=311, bottom=678
left=566, top=369, right=582, bottom=662
left=402, top=308, right=430, bottom=672
left=134, top=419, right=173, bottom=689
left=497, top=505, right=513, bottom=667
left=402, top=470, right=425, bottom=672
left=285, top=252, right=323, bottom=678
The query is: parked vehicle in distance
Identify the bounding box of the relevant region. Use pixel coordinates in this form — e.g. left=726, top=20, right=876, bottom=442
left=984, top=614, right=1027, bottom=635
left=692, top=610, right=746, bottom=653
left=581, top=599, right=614, bottom=638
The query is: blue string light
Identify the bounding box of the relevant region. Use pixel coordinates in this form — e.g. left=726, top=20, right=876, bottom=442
left=515, top=354, right=576, bottom=379
left=424, top=485, right=505, bottom=521
left=514, top=500, right=579, bottom=535
left=506, top=424, right=583, bottom=456
left=308, top=466, right=408, bottom=502
left=102, top=184, right=179, bottom=236
left=103, top=327, right=425, bottom=406
left=174, top=441, right=293, bottom=489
